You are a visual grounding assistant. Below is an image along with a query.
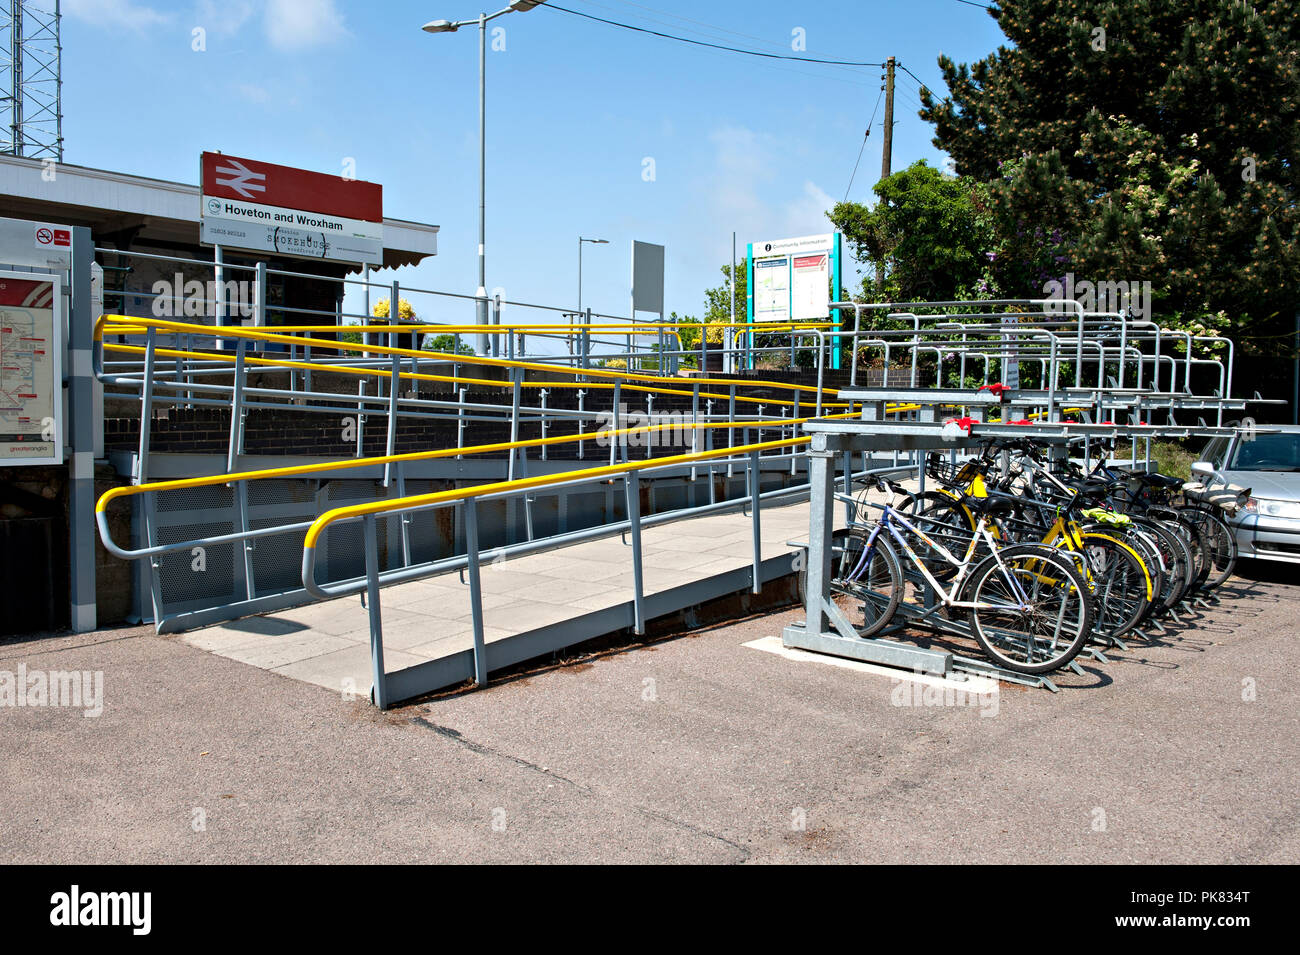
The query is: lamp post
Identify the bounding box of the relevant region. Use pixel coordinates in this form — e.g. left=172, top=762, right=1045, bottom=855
left=576, top=236, right=607, bottom=355
left=423, top=1, right=547, bottom=355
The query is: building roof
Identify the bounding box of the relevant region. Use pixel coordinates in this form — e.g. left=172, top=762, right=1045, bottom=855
left=0, top=154, right=438, bottom=271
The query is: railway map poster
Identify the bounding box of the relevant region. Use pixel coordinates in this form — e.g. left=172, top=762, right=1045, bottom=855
left=0, top=272, right=62, bottom=465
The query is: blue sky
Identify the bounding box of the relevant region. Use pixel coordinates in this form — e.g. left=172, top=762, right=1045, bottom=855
left=57, top=0, right=1005, bottom=329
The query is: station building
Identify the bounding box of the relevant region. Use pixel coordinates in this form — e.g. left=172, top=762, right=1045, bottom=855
left=0, top=153, right=438, bottom=633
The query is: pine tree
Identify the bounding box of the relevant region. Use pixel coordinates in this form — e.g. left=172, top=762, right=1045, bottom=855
left=920, top=0, right=1300, bottom=349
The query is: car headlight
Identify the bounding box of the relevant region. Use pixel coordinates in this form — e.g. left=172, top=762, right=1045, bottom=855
left=1245, top=498, right=1300, bottom=518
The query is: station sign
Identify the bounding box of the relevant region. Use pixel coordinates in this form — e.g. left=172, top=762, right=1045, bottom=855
left=199, top=152, right=384, bottom=266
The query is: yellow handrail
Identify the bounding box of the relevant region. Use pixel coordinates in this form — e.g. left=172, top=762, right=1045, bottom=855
left=99, top=339, right=852, bottom=411
left=302, top=433, right=810, bottom=550
left=98, top=318, right=837, bottom=335
left=94, top=315, right=849, bottom=401
left=97, top=410, right=863, bottom=515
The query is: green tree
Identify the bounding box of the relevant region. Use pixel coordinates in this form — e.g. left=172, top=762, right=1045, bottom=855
left=920, top=0, right=1300, bottom=348
left=692, top=264, right=749, bottom=357
left=424, top=333, right=474, bottom=355
left=703, top=263, right=746, bottom=327
left=829, top=159, right=996, bottom=303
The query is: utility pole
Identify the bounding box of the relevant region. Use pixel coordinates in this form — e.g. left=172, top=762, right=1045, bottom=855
left=880, top=56, right=895, bottom=180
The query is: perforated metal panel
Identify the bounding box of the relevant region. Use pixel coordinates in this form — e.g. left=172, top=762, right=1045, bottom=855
left=139, top=468, right=802, bottom=630
left=157, top=519, right=238, bottom=606
left=249, top=518, right=310, bottom=596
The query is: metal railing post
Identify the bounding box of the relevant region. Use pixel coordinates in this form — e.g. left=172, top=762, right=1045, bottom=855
left=135, top=326, right=157, bottom=485
left=848, top=304, right=863, bottom=386
left=395, top=463, right=412, bottom=567
left=727, top=386, right=737, bottom=478
left=581, top=308, right=592, bottom=371
left=383, top=321, right=400, bottom=487
left=235, top=481, right=256, bottom=601
left=363, top=515, right=389, bottom=709
left=645, top=392, right=654, bottom=460
left=540, top=389, right=549, bottom=461
left=791, top=393, right=801, bottom=476
left=625, top=474, right=645, bottom=634
left=463, top=500, right=488, bottom=687
left=518, top=444, right=535, bottom=542
left=749, top=449, right=762, bottom=595
left=577, top=389, right=586, bottom=460
left=690, top=384, right=700, bottom=480
left=705, top=399, right=716, bottom=505
left=842, top=449, right=853, bottom=524
left=804, top=439, right=838, bottom=635
left=356, top=381, right=367, bottom=457
left=609, top=379, right=622, bottom=467
left=491, top=295, right=502, bottom=358
left=254, top=261, right=267, bottom=354
left=508, top=367, right=522, bottom=481
left=815, top=332, right=825, bottom=417
left=456, top=386, right=467, bottom=460
left=226, top=337, right=247, bottom=473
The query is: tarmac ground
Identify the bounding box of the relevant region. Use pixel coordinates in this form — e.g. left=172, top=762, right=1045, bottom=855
left=1, top=560, right=1296, bottom=864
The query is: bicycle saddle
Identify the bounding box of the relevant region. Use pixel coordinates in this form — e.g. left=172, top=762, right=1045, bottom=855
left=961, top=492, right=1017, bottom=515
left=1077, top=478, right=1116, bottom=500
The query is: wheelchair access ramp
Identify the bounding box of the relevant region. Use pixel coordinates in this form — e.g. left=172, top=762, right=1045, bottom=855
left=182, top=497, right=838, bottom=702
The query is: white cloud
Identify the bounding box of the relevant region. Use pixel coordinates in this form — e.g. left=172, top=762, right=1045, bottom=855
left=63, top=0, right=172, bottom=31
left=698, top=125, right=835, bottom=264
left=195, top=0, right=255, bottom=36
left=264, top=0, right=348, bottom=51
left=780, top=180, right=837, bottom=238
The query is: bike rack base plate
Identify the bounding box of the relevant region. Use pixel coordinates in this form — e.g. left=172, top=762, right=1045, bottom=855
left=782, top=623, right=1062, bottom=692
left=783, top=622, right=950, bottom=676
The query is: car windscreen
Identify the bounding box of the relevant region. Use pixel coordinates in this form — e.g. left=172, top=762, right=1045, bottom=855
left=1229, top=432, right=1300, bottom=471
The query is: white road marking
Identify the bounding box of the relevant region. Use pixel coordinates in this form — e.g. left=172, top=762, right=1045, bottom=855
left=742, top=635, right=999, bottom=695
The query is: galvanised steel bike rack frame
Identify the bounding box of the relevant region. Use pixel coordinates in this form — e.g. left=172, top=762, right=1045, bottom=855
left=785, top=407, right=1257, bottom=692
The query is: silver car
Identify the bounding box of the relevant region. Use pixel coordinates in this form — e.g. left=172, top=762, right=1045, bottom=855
left=1196, top=424, right=1300, bottom=564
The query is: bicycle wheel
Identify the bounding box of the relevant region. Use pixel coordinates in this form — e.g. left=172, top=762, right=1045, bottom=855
left=1077, top=532, right=1154, bottom=639
left=1083, top=523, right=1166, bottom=626
left=1133, top=517, right=1193, bottom=611
left=797, top=527, right=904, bottom=637
left=1153, top=507, right=1211, bottom=593
left=1178, top=505, right=1238, bottom=591
left=964, top=544, right=1094, bottom=674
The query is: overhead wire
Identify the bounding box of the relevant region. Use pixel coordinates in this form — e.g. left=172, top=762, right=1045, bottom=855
left=843, top=86, right=885, bottom=202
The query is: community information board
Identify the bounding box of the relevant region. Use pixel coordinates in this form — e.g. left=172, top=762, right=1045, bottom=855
left=0, top=272, right=62, bottom=465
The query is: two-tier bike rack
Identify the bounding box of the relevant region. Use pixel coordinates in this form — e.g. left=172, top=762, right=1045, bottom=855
left=784, top=388, right=1259, bottom=693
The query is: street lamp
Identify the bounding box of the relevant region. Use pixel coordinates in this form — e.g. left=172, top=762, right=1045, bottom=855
left=422, top=1, right=547, bottom=355
left=576, top=236, right=608, bottom=355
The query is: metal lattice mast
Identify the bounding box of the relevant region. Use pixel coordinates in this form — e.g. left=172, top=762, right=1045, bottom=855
left=1, top=0, right=62, bottom=160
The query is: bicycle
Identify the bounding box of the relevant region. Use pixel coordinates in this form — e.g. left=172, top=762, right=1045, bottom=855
left=830, top=477, right=1095, bottom=675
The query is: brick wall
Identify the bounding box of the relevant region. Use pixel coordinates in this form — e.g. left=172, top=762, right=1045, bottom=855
left=103, top=366, right=861, bottom=460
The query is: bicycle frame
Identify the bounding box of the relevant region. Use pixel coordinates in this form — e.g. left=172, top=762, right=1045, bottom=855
left=851, top=499, right=1032, bottom=612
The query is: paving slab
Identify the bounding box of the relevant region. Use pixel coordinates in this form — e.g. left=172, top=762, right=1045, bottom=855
left=183, top=497, right=836, bottom=697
